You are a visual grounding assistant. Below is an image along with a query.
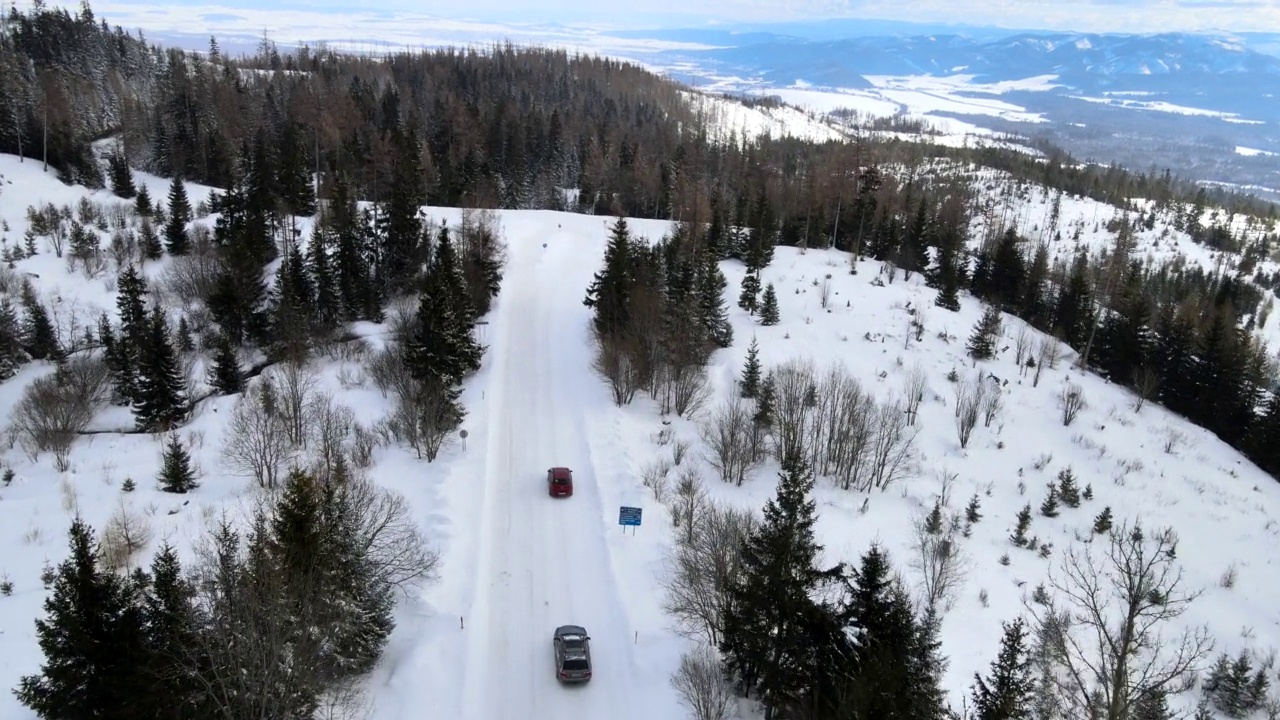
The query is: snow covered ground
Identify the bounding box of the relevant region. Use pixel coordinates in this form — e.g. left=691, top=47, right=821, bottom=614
left=2, top=147, right=1280, bottom=719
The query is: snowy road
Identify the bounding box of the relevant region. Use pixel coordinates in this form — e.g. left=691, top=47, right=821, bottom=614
left=456, top=227, right=645, bottom=719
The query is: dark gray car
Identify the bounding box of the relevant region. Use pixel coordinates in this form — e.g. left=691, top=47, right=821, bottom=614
left=553, top=625, right=592, bottom=683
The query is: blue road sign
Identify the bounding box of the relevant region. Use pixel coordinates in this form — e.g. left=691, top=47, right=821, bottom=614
left=619, top=506, right=642, bottom=527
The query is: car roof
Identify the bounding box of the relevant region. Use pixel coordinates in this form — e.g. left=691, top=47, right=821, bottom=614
left=555, top=624, right=588, bottom=637
left=549, top=467, right=573, bottom=478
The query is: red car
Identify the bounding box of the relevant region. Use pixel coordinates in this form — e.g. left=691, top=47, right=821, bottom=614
left=548, top=467, right=574, bottom=498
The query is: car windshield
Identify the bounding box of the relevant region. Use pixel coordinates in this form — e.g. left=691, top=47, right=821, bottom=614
left=563, top=658, right=589, bottom=671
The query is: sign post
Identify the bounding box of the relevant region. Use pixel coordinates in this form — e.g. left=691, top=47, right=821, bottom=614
left=459, top=429, right=468, bottom=451
left=618, top=506, right=642, bottom=535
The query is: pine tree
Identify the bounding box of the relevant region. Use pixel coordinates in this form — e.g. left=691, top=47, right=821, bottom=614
left=158, top=433, right=197, bottom=493
left=759, top=283, right=780, bottom=326
left=406, top=229, right=483, bottom=387
left=110, top=265, right=150, bottom=403
left=460, top=221, right=505, bottom=318
left=1093, top=506, right=1114, bottom=534
left=108, top=148, right=137, bottom=199
left=206, top=331, right=244, bottom=395
left=1039, top=484, right=1059, bottom=517
left=19, top=280, right=60, bottom=362
left=1056, top=468, right=1080, bottom=508
left=325, top=174, right=377, bottom=322
left=15, top=519, right=150, bottom=719
left=375, top=123, right=427, bottom=294
left=175, top=316, right=195, bottom=354
left=1011, top=504, right=1032, bottom=546
left=307, top=222, right=340, bottom=330
left=583, top=217, right=634, bottom=338
left=164, top=175, right=191, bottom=256
left=1133, top=687, right=1173, bottom=720
left=133, top=306, right=190, bottom=433
left=139, top=544, right=206, bottom=718
left=1053, top=250, right=1094, bottom=348
left=0, top=297, right=29, bottom=380
left=738, top=267, right=762, bottom=314
left=970, top=617, right=1037, bottom=720
left=967, top=304, right=1003, bottom=360
left=138, top=218, right=163, bottom=261
left=698, top=252, right=734, bottom=347
left=966, top=493, right=983, bottom=524
left=267, top=242, right=316, bottom=363
left=720, top=453, right=844, bottom=717
left=740, top=335, right=762, bottom=398
left=135, top=183, right=153, bottom=218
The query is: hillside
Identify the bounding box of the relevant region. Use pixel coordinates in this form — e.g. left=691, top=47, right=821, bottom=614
left=0, top=134, right=1279, bottom=719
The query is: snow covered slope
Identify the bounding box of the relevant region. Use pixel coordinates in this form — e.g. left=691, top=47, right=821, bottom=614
left=1, top=150, right=1280, bottom=719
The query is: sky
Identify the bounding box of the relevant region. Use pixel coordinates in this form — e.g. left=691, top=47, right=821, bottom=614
left=22, top=0, right=1280, bottom=41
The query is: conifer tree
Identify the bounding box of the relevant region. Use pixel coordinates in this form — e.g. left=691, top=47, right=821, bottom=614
left=307, top=222, right=340, bottom=329
left=135, top=183, right=153, bottom=218
left=175, top=316, right=195, bottom=354
left=164, top=175, right=191, bottom=256
left=326, top=174, right=377, bottom=322
left=15, top=519, right=150, bottom=720
left=1039, top=484, right=1059, bottom=518
left=759, top=282, right=780, bottom=326
left=139, top=544, right=205, bottom=718
left=206, top=331, right=244, bottom=395
left=376, top=123, right=427, bottom=294
left=267, top=243, right=316, bottom=363
left=1093, top=506, right=1114, bottom=534
left=133, top=306, right=190, bottom=433
left=740, top=335, right=762, bottom=399
left=158, top=433, right=197, bottom=493
left=738, top=267, right=761, bottom=314
left=460, top=221, right=505, bottom=318
left=275, top=121, right=316, bottom=217
left=583, top=217, right=634, bottom=338
left=698, top=252, right=734, bottom=348
left=19, top=280, right=60, bottom=362
left=1056, top=468, right=1080, bottom=508
left=108, top=148, right=136, bottom=199
left=970, top=617, right=1036, bottom=720
left=720, top=453, right=844, bottom=718
left=0, top=297, right=28, bottom=380
left=406, top=229, right=482, bottom=387
left=967, top=304, right=1003, bottom=360
left=833, top=544, right=942, bottom=720
left=966, top=493, right=983, bottom=524
left=1011, top=504, right=1032, bottom=546
left=109, top=265, right=150, bottom=403
left=139, top=218, right=163, bottom=261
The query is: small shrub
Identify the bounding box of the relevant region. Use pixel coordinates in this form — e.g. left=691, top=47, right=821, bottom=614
left=998, top=553, right=1010, bottom=566
left=1040, top=484, right=1060, bottom=518
left=965, top=493, right=982, bottom=524
left=1221, top=563, right=1238, bottom=589
left=0, top=575, right=12, bottom=596
left=39, top=562, right=55, bottom=589
left=1031, top=583, right=1050, bottom=604
left=121, top=477, right=136, bottom=492
left=1038, top=543, right=1053, bottom=559
left=1011, top=504, right=1032, bottom=547
left=978, top=588, right=989, bottom=607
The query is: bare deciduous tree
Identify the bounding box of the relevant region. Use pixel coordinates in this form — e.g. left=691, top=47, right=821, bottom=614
left=671, top=645, right=735, bottom=720
left=385, top=379, right=460, bottom=462
left=221, top=378, right=294, bottom=489
left=867, top=399, right=919, bottom=490
left=1025, top=520, right=1213, bottom=720
left=903, top=362, right=927, bottom=426
left=1014, top=322, right=1033, bottom=366
left=771, top=358, right=818, bottom=463
left=592, top=331, right=644, bottom=406
left=661, top=501, right=757, bottom=646
left=10, top=357, right=109, bottom=464
left=1033, top=336, right=1061, bottom=388
left=159, top=228, right=222, bottom=306
left=100, top=498, right=154, bottom=571
left=306, top=392, right=357, bottom=482
left=981, top=383, right=1004, bottom=428
left=955, top=373, right=984, bottom=449
left=700, top=395, right=756, bottom=486
left=1132, top=366, right=1160, bottom=413
left=669, top=467, right=709, bottom=546
left=273, top=360, right=320, bottom=448
left=342, top=471, right=440, bottom=592
left=911, top=509, right=967, bottom=614
left=818, top=277, right=832, bottom=309
left=1059, top=382, right=1086, bottom=427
